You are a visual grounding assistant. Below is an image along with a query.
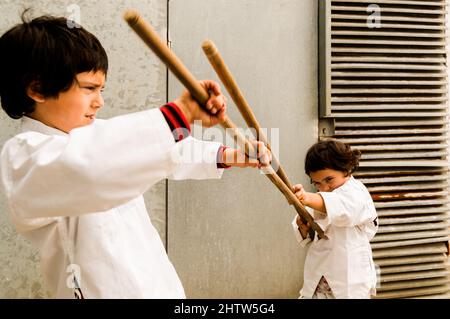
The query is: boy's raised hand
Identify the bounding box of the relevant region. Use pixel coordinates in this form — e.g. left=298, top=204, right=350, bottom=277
left=174, top=80, right=227, bottom=127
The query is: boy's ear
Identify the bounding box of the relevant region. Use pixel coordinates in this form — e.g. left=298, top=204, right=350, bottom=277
left=26, top=82, right=46, bottom=103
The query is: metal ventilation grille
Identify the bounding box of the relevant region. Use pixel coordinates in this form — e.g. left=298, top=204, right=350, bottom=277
left=319, top=0, right=450, bottom=298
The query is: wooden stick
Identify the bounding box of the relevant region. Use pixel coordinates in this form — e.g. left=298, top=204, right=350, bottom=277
left=202, top=40, right=324, bottom=239
left=202, top=40, right=291, bottom=187
left=123, top=10, right=325, bottom=239
left=124, top=10, right=254, bottom=157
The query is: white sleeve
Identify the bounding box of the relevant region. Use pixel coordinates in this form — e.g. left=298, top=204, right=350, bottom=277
left=317, top=188, right=376, bottom=229
left=1, top=109, right=182, bottom=218
left=168, top=136, right=224, bottom=180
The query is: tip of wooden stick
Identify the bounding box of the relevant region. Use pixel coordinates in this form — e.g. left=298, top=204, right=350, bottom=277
left=201, top=39, right=217, bottom=56
left=123, top=10, right=140, bottom=26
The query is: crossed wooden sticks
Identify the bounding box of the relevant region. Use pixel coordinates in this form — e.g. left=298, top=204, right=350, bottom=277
left=124, top=10, right=325, bottom=240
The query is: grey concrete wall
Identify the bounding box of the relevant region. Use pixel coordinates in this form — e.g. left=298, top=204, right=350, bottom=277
left=0, top=0, right=168, bottom=298
left=168, top=0, right=318, bottom=298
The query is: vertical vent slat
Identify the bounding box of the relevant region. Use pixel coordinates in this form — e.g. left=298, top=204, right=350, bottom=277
left=319, top=0, right=449, bottom=299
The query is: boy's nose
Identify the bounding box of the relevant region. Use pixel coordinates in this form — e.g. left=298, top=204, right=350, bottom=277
left=93, top=94, right=104, bottom=109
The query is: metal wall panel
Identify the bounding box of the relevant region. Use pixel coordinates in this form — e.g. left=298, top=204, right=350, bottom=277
left=168, top=0, right=318, bottom=298
left=319, top=0, right=450, bottom=298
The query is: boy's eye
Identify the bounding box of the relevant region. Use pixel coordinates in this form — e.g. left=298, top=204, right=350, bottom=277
left=83, top=86, right=105, bottom=93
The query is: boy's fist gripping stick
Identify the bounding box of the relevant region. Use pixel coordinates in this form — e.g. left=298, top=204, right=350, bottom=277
left=202, top=40, right=324, bottom=239
left=123, top=10, right=325, bottom=239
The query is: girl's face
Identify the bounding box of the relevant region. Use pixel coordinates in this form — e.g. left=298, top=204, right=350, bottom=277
left=310, top=168, right=350, bottom=192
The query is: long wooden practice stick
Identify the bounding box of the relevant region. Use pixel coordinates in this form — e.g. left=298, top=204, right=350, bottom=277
left=124, top=10, right=254, bottom=157
left=202, top=40, right=291, bottom=188
left=123, top=10, right=325, bottom=239
left=202, top=40, right=323, bottom=239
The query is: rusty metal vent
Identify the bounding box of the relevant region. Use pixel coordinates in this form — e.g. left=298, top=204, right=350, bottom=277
left=319, top=0, right=450, bottom=298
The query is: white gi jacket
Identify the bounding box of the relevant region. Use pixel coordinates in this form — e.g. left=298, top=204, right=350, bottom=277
left=292, top=176, right=378, bottom=299
left=0, top=110, right=224, bottom=298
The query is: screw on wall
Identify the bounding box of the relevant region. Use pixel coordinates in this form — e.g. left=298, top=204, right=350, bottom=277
left=318, top=118, right=335, bottom=138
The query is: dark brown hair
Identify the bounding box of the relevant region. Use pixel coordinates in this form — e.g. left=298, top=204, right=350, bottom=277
left=0, top=10, right=108, bottom=119
left=304, top=139, right=361, bottom=176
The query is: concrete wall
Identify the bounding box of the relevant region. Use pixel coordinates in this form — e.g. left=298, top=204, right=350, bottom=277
left=167, top=0, right=318, bottom=298
left=0, top=0, right=318, bottom=298
left=0, top=0, right=168, bottom=298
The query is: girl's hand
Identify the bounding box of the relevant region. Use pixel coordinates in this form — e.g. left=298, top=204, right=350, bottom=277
left=295, top=215, right=311, bottom=240
left=293, top=184, right=327, bottom=214
left=293, top=184, right=311, bottom=206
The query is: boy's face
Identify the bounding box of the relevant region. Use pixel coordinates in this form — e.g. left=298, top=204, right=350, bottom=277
left=310, top=168, right=350, bottom=192
left=30, top=71, right=105, bottom=133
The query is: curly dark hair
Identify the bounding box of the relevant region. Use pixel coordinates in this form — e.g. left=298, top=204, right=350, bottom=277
left=0, top=10, right=108, bottom=119
left=304, top=139, right=361, bottom=176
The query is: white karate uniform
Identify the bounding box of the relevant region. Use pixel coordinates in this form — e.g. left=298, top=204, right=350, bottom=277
left=292, top=176, right=378, bottom=299
left=0, top=110, right=224, bottom=298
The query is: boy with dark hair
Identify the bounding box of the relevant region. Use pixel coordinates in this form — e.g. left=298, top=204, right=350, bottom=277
left=0, top=14, right=270, bottom=298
